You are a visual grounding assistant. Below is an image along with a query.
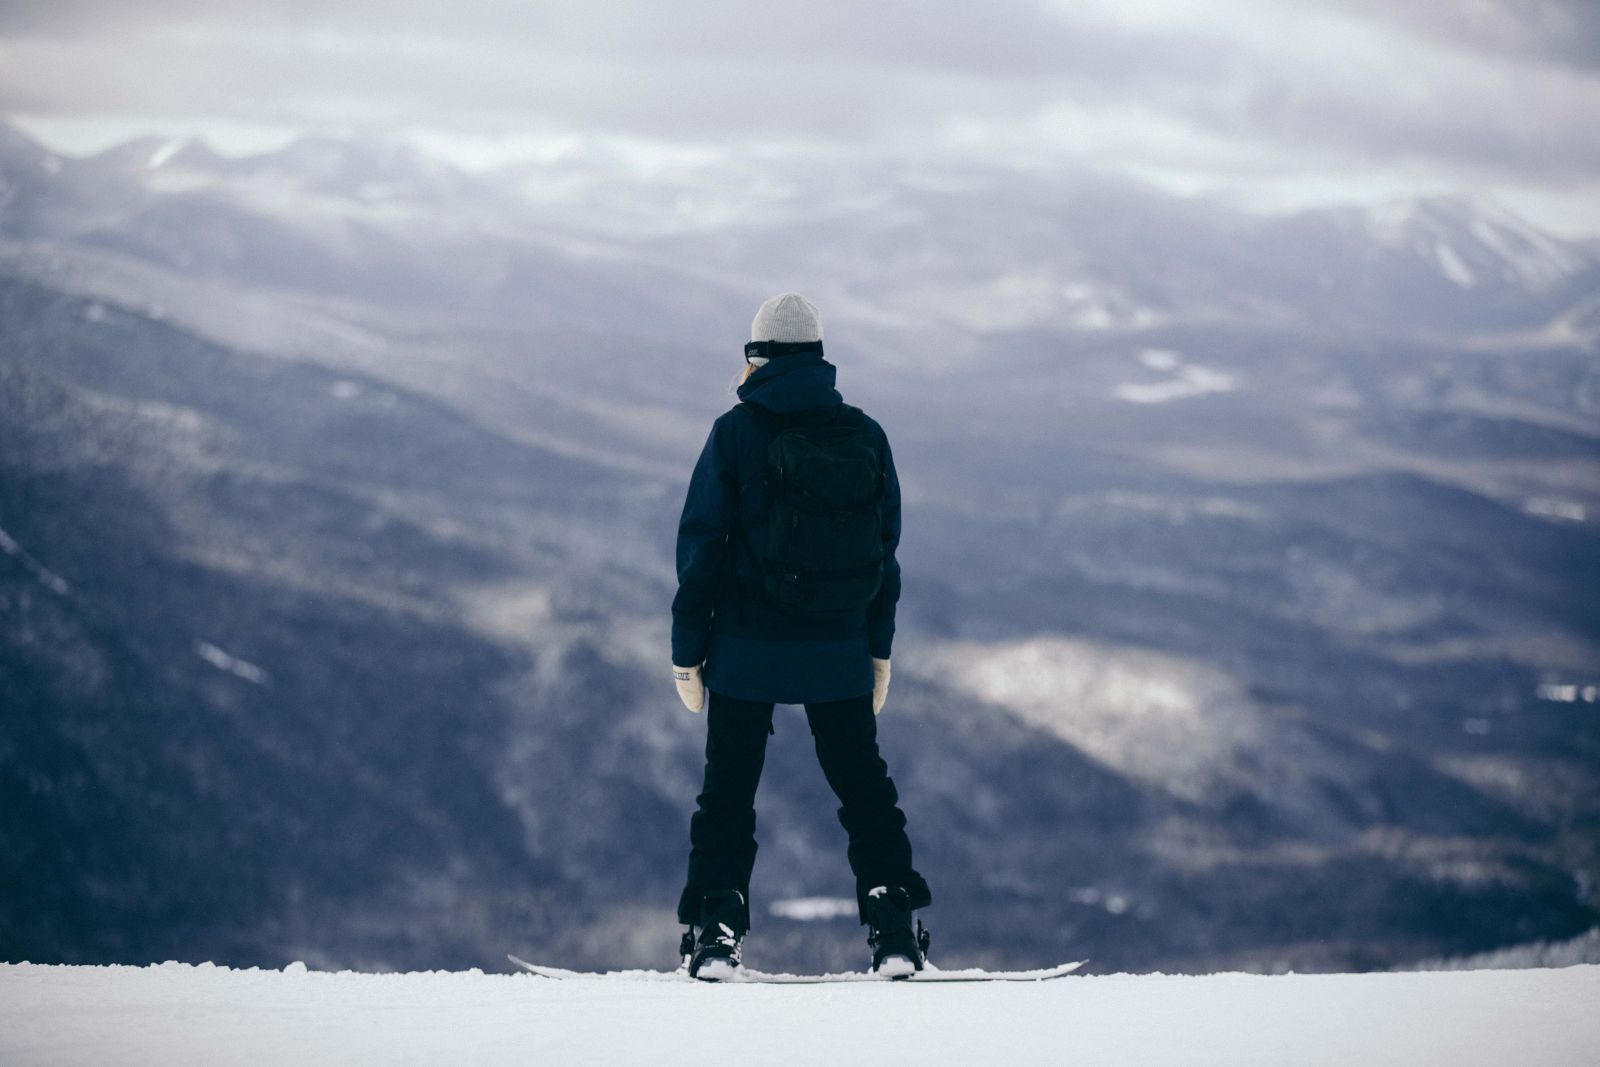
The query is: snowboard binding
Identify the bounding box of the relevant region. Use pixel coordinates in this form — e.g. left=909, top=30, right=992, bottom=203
left=682, top=889, right=748, bottom=981
left=866, top=885, right=930, bottom=978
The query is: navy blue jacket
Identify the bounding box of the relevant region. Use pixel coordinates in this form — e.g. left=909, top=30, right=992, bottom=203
left=671, top=352, right=901, bottom=705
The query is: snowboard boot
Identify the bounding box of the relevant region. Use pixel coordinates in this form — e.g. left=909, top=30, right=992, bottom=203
left=866, top=885, right=929, bottom=978
left=682, top=889, right=748, bottom=981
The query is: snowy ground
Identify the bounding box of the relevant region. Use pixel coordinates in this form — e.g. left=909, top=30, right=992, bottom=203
left=3, top=962, right=1598, bottom=1066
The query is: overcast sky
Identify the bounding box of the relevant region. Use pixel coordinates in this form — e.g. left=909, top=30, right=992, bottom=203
left=3, top=0, right=1598, bottom=234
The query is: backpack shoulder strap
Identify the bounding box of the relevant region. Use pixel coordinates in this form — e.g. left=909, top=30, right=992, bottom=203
left=736, top=401, right=784, bottom=431
left=833, top=404, right=869, bottom=429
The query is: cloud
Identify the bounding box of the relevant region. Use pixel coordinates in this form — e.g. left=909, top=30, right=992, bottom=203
left=3, top=0, right=1598, bottom=231
left=1323, top=0, right=1600, bottom=72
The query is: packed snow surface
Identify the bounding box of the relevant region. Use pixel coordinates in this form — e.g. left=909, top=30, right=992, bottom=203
left=3, top=962, right=1598, bottom=1066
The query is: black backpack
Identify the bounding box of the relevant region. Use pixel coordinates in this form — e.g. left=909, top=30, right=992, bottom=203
left=740, top=402, right=887, bottom=620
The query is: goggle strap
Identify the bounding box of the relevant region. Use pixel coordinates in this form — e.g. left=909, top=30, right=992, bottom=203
left=745, top=339, right=823, bottom=363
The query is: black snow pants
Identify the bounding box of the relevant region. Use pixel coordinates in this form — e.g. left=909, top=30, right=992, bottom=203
left=676, top=689, right=933, bottom=927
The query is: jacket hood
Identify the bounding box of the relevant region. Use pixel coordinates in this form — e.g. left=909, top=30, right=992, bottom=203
left=736, top=352, right=844, bottom=416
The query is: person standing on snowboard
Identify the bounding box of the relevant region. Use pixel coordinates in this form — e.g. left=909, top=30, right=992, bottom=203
left=670, top=292, right=933, bottom=981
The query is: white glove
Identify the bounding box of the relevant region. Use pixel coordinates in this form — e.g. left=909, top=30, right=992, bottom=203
left=872, top=658, right=891, bottom=715
left=673, top=663, right=705, bottom=713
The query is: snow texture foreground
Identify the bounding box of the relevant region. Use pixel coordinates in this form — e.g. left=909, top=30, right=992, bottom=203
left=3, top=961, right=1597, bottom=1066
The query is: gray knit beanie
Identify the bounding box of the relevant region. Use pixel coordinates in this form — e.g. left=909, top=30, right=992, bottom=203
left=750, top=292, right=823, bottom=343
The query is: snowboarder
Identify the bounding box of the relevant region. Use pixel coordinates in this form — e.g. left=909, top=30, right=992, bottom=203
left=671, top=292, right=933, bottom=981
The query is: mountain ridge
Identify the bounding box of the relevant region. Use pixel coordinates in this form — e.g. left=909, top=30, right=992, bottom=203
left=3, top=118, right=1596, bottom=975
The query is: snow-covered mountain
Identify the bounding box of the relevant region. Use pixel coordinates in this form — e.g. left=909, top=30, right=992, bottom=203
left=9, top=121, right=1597, bottom=343
left=2, top=118, right=1597, bottom=976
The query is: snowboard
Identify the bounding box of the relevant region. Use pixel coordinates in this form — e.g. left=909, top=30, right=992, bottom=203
left=508, top=954, right=1084, bottom=984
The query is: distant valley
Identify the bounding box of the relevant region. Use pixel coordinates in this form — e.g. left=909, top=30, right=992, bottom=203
left=2, top=121, right=1597, bottom=974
